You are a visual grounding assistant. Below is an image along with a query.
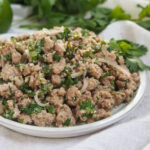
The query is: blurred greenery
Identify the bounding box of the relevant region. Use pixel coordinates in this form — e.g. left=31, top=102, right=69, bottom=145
left=5, top=0, right=150, bottom=33
left=0, top=0, right=13, bottom=33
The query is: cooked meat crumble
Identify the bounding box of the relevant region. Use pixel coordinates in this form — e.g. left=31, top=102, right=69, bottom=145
left=0, top=27, right=140, bottom=127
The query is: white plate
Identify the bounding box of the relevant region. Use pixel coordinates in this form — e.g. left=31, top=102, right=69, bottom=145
left=0, top=72, right=146, bottom=138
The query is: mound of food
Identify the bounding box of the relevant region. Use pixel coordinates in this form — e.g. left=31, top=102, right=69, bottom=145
left=0, top=27, right=140, bottom=127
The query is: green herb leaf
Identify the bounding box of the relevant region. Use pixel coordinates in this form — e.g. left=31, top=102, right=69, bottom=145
left=46, top=105, right=55, bottom=114
left=108, top=38, right=150, bottom=72
left=18, top=119, right=24, bottom=123
left=83, top=51, right=94, bottom=59
left=64, top=118, right=71, bottom=126
left=41, top=83, right=51, bottom=93
left=126, top=57, right=150, bottom=73
left=138, top=4, right=150, bottom=20
left=80, top=99, right=95, bottom=118
left=4, top=53, right=12, bottom=62
left=99, top=72, right=111, bottom=81
left=53, top=53, right=61, bottom=62
left=29, top=40, right=43, bottom=63
left=56, top=27, right=71, bottom=39
left=20, top=83, right=35, bottom=97
left=81, top=29, right=89, bottom=37
left=42, top=64, right=51, bottom=76
left=110, top=6, right=131, bottom=20
left=3, top=109, right=14, bottom=120
left=21, top=104, right=43, bottom=115
left=109, top=38, right=121, bottom=51
left=137, top=20, right=150, bottom=31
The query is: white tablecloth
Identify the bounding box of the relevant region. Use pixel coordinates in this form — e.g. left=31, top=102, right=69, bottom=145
left=0, top=0, right=150, bottom=150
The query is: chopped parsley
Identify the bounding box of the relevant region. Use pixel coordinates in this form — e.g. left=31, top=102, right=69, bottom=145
left=42, top=64, right=51, bottom=77
left=80, top=99, right=96, bottom=118
left=99, top=72, right=111, bottom=81
left=3, top=109, right=14, bottom=120
left=110, top=80, right=115, bottom=87
left=81, top=29, right=89, bottom=37
left=63, top=74, right=79, bottom=89
left=2, top=98, right=8, bottom=105
left=41, top=83, right=51, bottom=93
left=21, top=104, right=43, bottom=115
left=46, top=105, right=55, bottom=114
left=4, top=53, right=12, bottom=62
left=20, top=83, right=35, bottom=97
left=64, top=118, right=71, bottom=126
left=56, top=28, right=71, bottom=40
left=53, top=53, right=61, bottom=62
left=65, top=42, right=75, bottom=60
left=18, top=119, right=24, bottom=123
left=83, top=51, right=94, bottom=59
left=16, top=63, right=25, bottom=71
left=0, top=78, right=4, bottom=84
left=28, top=40, right=44, bottom=63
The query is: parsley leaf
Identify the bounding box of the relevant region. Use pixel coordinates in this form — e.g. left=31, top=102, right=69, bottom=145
left=110, top=6, right=131, bottom=20
left=46, top=105, right=55, bottom=114
left=126, top=57, right=150, bottom=73
left=3, top=109, right=14, bottom=120
left=64, top=118, right=71, bottom=126
left=41, top=83, right=51, bottom=93
left=21, top=104, right=43, bottom=115
left=137, top=4, right=150, bottom=20
left=20, top=83, right=35, bottom=97
left=4, top=53, right=12, bottom=62
left=80, top=99, right=96, bottom=118
left=56, top=27, right=71, bottom=39
left=137, top=20, right=150, bottom=31
left=53, top=53, right=61, bottom=62
left=108, top=38, right=150, bottom=72
left=28, top=40, right=44, bottom=63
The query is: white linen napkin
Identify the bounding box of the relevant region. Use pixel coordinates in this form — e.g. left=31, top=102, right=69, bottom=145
left=0, top=0, right=150, bottom=150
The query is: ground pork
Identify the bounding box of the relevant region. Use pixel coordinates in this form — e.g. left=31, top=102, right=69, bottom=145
left=12, top=51, right=22, bottom=64
left=101, top=76, right=115, bottom=87
left=46, top=95, right=64, bottom=107
left=55, top=40, right=65, bottom=56
left=18, top=98, right=33, bottom=108
left=0, top=42, right=15, bottom=56
left=112, top=91, right=126, bottom=105
left=56, top=104, right=75, bottom=127
left=1, top=64, right=21, bottom=81
left=0, top=83, right=17, bottom=98
left=7, top=100, right=20, bottom=118
left=51, top=74, right=61, bottom=85
left=87, top=78, right=99, bottom=91
left=44, top=37, right=54, bottom=53
left=66, top=86, right=81, bottom=106
left=23, top=64, right=41, bottom=76
left=31, top=110, right=55, bottom=127
left=0, top=27, right=140, bottom=127
left=52, top=58, right=66, bottom=74
left=93, top=109, right=111, bottom=120
left=88, top=64, right=103, bottom=79
left=43, top=53, right=53, bottom=63
left=18, top=114, right=32, bottom=124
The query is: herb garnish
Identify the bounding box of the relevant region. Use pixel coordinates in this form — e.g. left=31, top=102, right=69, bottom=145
left=53, top=53, right=61, bottom=62
left=108, top=38, right=150, bottom=72
left=80, top=99, right=96, bottom=118
left=21, top=104, right=43, bottom=115
left=64, top=118, right=71, bottom=126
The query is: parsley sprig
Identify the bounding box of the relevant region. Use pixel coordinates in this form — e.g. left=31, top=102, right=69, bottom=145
left=108, top=38, right=150, bottom=72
